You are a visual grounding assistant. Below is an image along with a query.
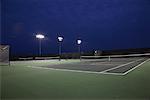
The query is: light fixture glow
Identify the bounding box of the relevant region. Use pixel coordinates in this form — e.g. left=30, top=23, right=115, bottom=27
left=77, top=39, right=82, bottom=45
left=36, top=34, right=45, bottom=39
left=95, top=50, right=97, bottom=53
left=58, top=36, right=63, bottom=42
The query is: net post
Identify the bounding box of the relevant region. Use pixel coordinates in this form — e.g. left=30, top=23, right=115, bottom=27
left=108, top=56, right=111, bottom=61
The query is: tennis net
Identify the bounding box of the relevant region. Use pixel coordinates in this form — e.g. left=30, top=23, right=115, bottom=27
left=81, top=53, right=150, bottom=62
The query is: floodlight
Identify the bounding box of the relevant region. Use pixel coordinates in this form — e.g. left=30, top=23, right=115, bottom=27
left=58, top=36, right=63, bottom=42
left=77, top=39, right=82, bottom=60
left=35, top=34, right=45, bottom=56
left=36, top=34, right=45, bottom=39
left=58, top=36, right=64, bottom=61
left=95, top=50, right=97, bottom=53
left=77, top=39, right=82, bottom=45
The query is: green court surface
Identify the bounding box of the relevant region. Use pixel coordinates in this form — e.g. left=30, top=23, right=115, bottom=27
left=1, top=60, right=150, bottom=100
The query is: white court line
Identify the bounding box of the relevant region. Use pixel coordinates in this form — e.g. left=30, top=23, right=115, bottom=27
left=27, top=65, right=103, bottom=74
left=122, top=58, right=150, bottom=75
left=100, top=58, right=144, bottom=73
left=100, top=72, right=124, bottom=76
left=26, top=66, right=124, bottom=76
left=26, top=58, right=149, bottom=76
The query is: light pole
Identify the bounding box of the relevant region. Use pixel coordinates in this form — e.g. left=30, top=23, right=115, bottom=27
left=77, top=39, right=82, bottom=60
left=36, top=34, right=45, bottom=56
left=58, top=36, right=63, bottom=61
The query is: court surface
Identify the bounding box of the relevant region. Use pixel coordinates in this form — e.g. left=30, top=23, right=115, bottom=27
left=35, top=57, right=150, bottom=75
left=1, top=59, right=150, bottom=100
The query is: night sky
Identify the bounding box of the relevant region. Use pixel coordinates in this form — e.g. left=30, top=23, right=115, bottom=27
left=1, top=0, right=150, bottom=56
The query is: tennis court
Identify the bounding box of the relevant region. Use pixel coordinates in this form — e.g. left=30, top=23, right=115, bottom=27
left=1, top=57, right=150, bottom=100
left=28, top=54, right=150, bottom=75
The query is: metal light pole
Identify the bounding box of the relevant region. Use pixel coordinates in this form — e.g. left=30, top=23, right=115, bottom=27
left=39, top=39, right=42, bottom=56
left=77, top=39, right=82, bottom=60
left=36, top=34, right=45, bottom=56
left=58, top=36, right=63, bottom=61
